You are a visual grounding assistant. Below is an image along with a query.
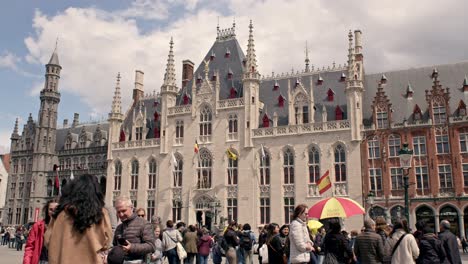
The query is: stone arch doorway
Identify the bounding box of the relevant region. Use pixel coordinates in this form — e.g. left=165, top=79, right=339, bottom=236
left=416, top=205, right=435, bottom=231
left=390, top=205, right=405, bottom=225
left=194, top=195, right=214, bottom=230
left=371, top=206, right=386, bottom=220
left=440, top=205, right=459, bottom=236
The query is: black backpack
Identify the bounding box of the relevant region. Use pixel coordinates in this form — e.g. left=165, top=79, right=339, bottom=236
left=239, top=232, right=253, bottom=251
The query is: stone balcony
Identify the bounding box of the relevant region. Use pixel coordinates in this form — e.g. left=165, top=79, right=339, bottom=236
left=252, top=120, right=350, bottom=138
left=112, top=138, right=160, bottom=150
left=168, top=105, right=192, bottom=116
left=218, top=98, right=244, bottom=109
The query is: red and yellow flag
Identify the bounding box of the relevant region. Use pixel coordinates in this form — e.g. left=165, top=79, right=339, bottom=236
left=194, top=140, right=199, bottom=154
left=317, top=170, right=331, bottom=195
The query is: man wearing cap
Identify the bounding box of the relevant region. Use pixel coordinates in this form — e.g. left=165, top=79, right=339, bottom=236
left=113, top=196, right=155, bottom=263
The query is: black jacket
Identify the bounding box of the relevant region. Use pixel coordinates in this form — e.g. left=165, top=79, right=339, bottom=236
left=267, top=234, right=284, bottom=264
left=323, top=232, right=353, bottom=264
left=438, top=230, right=461, bottom=264
left=417, top=233, right=446, bottom=264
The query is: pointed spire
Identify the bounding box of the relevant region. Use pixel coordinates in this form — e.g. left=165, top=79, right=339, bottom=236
left=163, top=37, right=176, bottom=86
left=431, top=68, right=438, bottom=79
left=305, top=41, right=310, bottom=72
left=13, top=118, right=19, bottom=135
left=245, top=20, right=258, bottom=76
left=381, top=74, right=387, bottom=84
left=111, top=73, right=122, bottom=114
left=48, top=37, right=60, bottom=65
left=406, top=82, right=414, bottom=93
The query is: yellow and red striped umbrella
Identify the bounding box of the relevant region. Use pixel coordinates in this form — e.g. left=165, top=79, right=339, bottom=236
left=308, top=197, right=365, bottom=219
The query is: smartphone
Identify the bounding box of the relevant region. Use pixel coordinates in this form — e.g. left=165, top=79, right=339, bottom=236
left=118, top=237, right=128, bottom=246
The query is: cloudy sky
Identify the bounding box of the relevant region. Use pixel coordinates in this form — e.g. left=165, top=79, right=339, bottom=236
left=0, top=0, right=468, bottom=153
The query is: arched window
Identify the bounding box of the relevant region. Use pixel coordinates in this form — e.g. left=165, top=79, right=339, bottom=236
left=227, top=150, right=238, bottom=185
left=175, top=120, right=184, bottom=145
left=79, top=157, right=86, bottom=169
left=199, top=105, right=212, bottom=142
left=308, top=146, right=320, bottom=183
left=433, top=102, right=446, bottom=124
left=173, top=155, right=183, bottom=187
left=334, top=145, right=346, bottom=182
left=259, top=149, right=270, bottom=185
left=283, top=149, right=294, bottom=184
left=79, top=135, right=86, bottom=148
left=148, top=159, right=157, bottom=190
left=65, top=137, right=72, bottom=150
left=197, top=149, right=212, bottom=189
left=368, top=137, right=380, bottom=159
left=131, top=160, right=139, bottom=190
left=114, top=161, right=122, bottom=191
left=228, top=114, right=238, bottom=140
left=388, top=134, right=401, bottom=157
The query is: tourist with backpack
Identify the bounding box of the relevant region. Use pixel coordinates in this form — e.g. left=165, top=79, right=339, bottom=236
left=387, top=218, right=419, bottom=263
left=239, top=223, right=256, bottom=264
left=224, top=220, right=240, bottom=264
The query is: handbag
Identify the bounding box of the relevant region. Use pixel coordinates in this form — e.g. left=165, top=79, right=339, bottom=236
left=167, top=232, right=187, bottom=260
left=259, top=244, right=269, bottom=263
left=323, top=252, right=339, bottom=264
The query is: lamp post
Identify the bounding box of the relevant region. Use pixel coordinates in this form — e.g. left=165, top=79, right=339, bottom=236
left=367, top=191, right=375, bottom=219
left=398, top=143, right=414, bottom=227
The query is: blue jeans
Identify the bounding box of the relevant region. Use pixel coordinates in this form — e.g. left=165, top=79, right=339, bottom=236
left=198, top=255, right=208, bottom=264
left=166, top=248, right=179, bottom=264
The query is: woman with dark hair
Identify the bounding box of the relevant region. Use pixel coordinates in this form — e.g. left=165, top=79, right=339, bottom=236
left=162, top=219, right=183, bottom=264
left=267, top=223, right=285, bottom=264
left=184, top=224, right=199, bottom=264
left=23, top=199, right=58, bottom=264
left=387, top=218, right=419, bottom=263
left=322, top=218, right=352, bottom=264
left=289, top=204, right=314, bottom=263
left=44, top=174, right=112, bottom=264
left=224, top=220, right=240, bottom=264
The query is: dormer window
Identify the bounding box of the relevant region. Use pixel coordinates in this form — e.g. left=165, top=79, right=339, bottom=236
left=154, top=126, right=160, bottom=139
left=225, top=48, right=231, bottom=58
left=183, top=94, right=190, bottom=105
left=262, top=114, right=270, bottom=128
left=242, top=58, right=247, bottom=67
left=227, top=69, right=233, bottom=80
left=413, top=104, right=422, bottom=120
left=229, top=87, right=237, bottom=99
left=211, top=73, right=217, bottom=82
left=119, top=129, right=126, bottom=142
left=210, top=51, right=216, bottom=61
left=340, top=73, right=346, bottom=82
left=458, top=100, right=467, bottom=116
left=153, top=101, right=159, bottom=107
left=317, top=75, right=323, bottom=85
left=153, top=111, right=159, bottom=122
left=327, top=88, right=335, bottom=102
left=196, top=75, right=202, bottom=84
left=278, top=95, right=285, bottom=108
left=335, top=106, right=344, bottom=120
left=295, top=79, right=300, bottom=88
left=380, top=74, right=387, bottom=84
left=273, top=81, right=279, bottom=91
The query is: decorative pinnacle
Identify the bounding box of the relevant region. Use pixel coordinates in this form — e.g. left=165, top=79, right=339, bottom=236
left=111, top=72, right=122, bottom=114
left=305, top=41, right=310, bottom=72
left=13, top=118, right=19, bottom=135
left=163, top=37, right=176, bottom=86
left=245, top=19, right=258, bottom=76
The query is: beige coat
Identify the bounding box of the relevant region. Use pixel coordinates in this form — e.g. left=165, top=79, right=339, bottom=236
left=387, top=229, right=419, bottom=264
left=44, top=208, right=112, bottom=264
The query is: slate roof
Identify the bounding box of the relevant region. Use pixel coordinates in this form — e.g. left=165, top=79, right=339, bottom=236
left=56, top=123, right=109, bottom=151
left=259, top=69, right=348, bottom=126
left=364, top=61, right=468, bottom=125
left=48, top=50, right=60, bottom=66
left=177, top=36, right=246, bottom=104
left=122, top=96, right=162, bottom=140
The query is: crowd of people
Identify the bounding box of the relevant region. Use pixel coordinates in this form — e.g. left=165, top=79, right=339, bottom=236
left=0, top=174, right=465, bottom=264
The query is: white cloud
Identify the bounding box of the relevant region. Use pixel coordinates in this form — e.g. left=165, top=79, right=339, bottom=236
left=20, top=0, right=468, bottom=119
left=0, top=51, right=21, bottom=70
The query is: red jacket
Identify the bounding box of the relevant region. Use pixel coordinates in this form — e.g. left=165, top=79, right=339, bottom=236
left=23, top=220, right=46, bottom=264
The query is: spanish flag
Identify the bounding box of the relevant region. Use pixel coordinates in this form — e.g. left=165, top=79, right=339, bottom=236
left=194, top=140, right=199, bottom=154
left=317, top=170, right=331, bottom=195
left=226, top=148, right=238, bottom=160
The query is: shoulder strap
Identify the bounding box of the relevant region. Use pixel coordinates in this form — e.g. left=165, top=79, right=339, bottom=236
left=165, top=231, right=178, bottom=243
left=391, top=234, right=407, bottom=256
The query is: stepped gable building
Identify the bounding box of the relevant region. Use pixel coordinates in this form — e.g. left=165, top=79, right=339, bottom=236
left=362, top=62, right=468, bottom=237
left=3, top=48, right=108, bottom=225
left=105, top=22, right=364, bottom=231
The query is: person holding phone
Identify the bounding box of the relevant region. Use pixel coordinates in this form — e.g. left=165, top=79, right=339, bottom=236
left=113, top=196, right=156, bottom=263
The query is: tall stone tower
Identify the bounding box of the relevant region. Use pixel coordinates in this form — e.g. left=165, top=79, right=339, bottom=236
left=160, top=38, right=178, bottom=154
left=346, top=30, right=364, bottom=141
left=243, top=20, right=261, bottom=148
left=31, top=47, right=61, bottom=210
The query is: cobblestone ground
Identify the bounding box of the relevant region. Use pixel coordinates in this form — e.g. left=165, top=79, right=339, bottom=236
left=2, top=245, right=468, bottom=263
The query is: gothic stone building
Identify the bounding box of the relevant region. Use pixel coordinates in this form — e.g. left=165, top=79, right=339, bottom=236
left=105, top=22, right=364, bottom=231
left=362, top=63, right=468, bottom=238
left=3, top=51, right=109, bottom=225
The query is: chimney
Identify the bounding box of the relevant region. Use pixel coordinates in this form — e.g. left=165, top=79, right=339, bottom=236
left=133, top=70, right=144, bottom=102
left=72, top=113, right=79, bottom=127
left=182, top=60, right=195, bottom=88
left=354, top=29, right=363, bottom=61
left=63, top=119, right=69, bottom=128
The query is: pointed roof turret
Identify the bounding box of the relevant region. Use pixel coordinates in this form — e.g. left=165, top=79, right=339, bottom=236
left=48, top=38, right=60, bottom=66
left=380, top=74, right=387, bottom=84
left=111, top=73, right=122, bottom=114
left=11, top=118, right=19, bottom=140
left=305, top=41, right=310, bottom=72
left=245, top=20, right=258, bottom=75
left=163, top=37, right=176, bottom=86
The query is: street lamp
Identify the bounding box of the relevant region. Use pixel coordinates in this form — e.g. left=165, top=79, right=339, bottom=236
left=398, top=143, right=414, bottom=227
left=367, top=191, right=375, bottom=219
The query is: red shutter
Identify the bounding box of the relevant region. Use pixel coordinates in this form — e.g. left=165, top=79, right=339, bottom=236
left=262, top=114, right=270, bottom=128
left=119, top=129, right=125, bottom=142
left=335, top=106, right=343, bottom=120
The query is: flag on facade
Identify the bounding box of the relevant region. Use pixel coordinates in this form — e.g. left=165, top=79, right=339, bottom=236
left=70, top=170, right=74, bottom=180
left=317, top=170, right=332, bottom=195
left=194, top=140, right=199, bottom=154
left=261, top=144, right=266, bottom=160
left=171, top=151, right=178, bottom=168
left=226, top=148, right=238, bottom=160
